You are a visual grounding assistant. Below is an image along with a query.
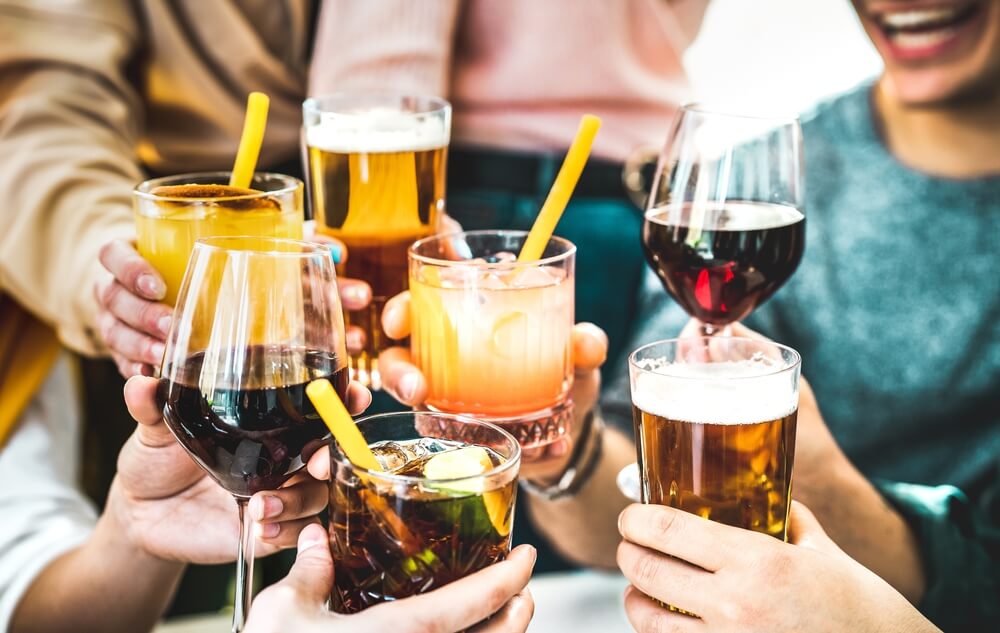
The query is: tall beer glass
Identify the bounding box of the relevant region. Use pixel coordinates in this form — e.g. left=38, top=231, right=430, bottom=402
left=628, top=337, right=800, bottom=539
left=303, top=94, right=451, bottom=389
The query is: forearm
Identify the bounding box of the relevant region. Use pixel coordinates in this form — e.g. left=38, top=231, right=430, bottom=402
left=524, top=425, right=635, bottom=569
left=795, top=454, right=926, bottom=604
left=10, top=496, right=184, bottom=633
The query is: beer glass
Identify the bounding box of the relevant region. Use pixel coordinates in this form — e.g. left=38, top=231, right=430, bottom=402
left=158, top=237, right=348, bottom=632
left=629, top=337, right=800, bottom=539
left=409, top=230, right=575, bottom=449
left=643, top=106, right=805, bottom=336
left=329, top=411, right=521, bottom=613
left=303, top=94, right=451, bottom=389
left=134, top=172, right=304, bottom=306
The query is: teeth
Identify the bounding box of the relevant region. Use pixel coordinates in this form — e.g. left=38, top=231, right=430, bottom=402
left=880, top=7, right=961, bottom=29
left=888, top=26, right=958, bottom=47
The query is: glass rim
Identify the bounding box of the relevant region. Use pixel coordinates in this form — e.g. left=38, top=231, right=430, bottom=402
left=191, top=236, right=335, bottom=259
left=303, top=92, right=452, bottom=118
left=409, top=230, right=576, bottom=269
left=133, top=171, right=302, bottom=203
left=629, top=336, right=802, bottom=380
left=679, top=102, right=801, bottom=124
left=330, top=411, right=522, bottom=486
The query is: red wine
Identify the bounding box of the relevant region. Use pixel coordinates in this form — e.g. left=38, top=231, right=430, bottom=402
left=642, top=202, right=805, bottom=325
left=159, top=347, right=349, bottom=497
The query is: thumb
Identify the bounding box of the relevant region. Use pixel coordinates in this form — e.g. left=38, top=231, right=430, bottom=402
left=123, top=375, right=175, bottom=447
left=278, top=523, right=334, bottom=605
left=787, top=501, right=841, bottom=555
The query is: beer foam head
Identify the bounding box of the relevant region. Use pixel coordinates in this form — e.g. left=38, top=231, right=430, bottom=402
left=306, top=108, right=449, bottom=153
left=631, top=358, right=798, bottom=425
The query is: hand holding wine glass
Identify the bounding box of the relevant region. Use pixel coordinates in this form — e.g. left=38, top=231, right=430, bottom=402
left=158, top=236, right=353, bottom=632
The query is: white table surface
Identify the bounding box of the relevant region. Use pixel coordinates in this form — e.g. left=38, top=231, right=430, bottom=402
left=155, top=570, right=632, bottom=633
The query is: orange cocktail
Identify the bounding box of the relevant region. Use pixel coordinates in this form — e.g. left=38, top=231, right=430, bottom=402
left=409, top=230, right=575, bottom=448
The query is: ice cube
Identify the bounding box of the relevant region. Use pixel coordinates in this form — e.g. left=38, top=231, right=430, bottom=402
left=370, top=441, right=411, bottom=472
left=508, top=265, right=562, bottom=289
left=492, top=251, right=517, bottom=264
left=477, top=272, right=508, bottom=291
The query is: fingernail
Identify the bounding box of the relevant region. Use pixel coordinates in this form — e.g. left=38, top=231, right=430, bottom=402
left=157, top=315, right=172, bottom=336
left=251, top=495, right=283, bottom=521
left=398, top=372, right=419, bottom=401
left=137, top=274, right=165, bottom=299
left=150, top=342, right=165, bottom=362
left=257, top=522, right=280, bottom=539
left=329, top=245, right=342, bottom=265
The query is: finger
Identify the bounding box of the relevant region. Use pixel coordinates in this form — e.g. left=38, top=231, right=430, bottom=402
left=679, top=318, right=704, bottom=339
left=346, top=380, right=372, bottom=415
left=367, top=544, right=536, bottom=633
left=307, top=445, right=331, bottom=481
left=275, top=523, right=334, bottom=605
left=256, top=517, right=322, bottom=549
left=339, top=278, right=372, bottom=311
left=346, top=325, right=367, bottom=355
left=112, top=354, right=152, bottom=379
left=618, top=504, right=745, bottom=572
left=622, top=585, right=705, bottom=633
left=616, top=541, right=713, bottom=616
left=787, top=501, right=838, bottom=554
left=99, top=239, right=166, bottom=300
left=572, top=322, right=608, bottom=371
left=437, top=214, right=464, bottom=235
left=308, top=232, right=348, bottom=265
left=378, top=346, right=427, bottom=406
left=99, top=312, right=166, bottom=367
left=123, top=375, right=176, bottom=447
left=469, top=588, right=535, bottom=633
left=98, top=277, right=173, bottom=339
left=381, top=291, right=411, bottom=340
left=250, top=478, right=328, bottom=523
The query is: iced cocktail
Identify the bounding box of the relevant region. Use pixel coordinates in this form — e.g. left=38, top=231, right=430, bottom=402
left=409, top=230, right=575, bottom=448
left=328, top=411, right=520, bottom=613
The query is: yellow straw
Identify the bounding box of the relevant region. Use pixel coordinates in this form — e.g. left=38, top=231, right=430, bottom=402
left=229, top=92, right=270, bottom=189
left=517, top=114, right=602, bottom=261
left=306, top=379, right=382, bottom=472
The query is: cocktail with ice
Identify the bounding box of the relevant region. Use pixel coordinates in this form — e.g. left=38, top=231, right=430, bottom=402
left=409, top=230, right=575, bottom=448
left=328, top=411, right=521, bottom=613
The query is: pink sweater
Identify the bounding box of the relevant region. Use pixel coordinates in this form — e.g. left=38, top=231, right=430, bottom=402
left=310, top=0, right=708, bottom=161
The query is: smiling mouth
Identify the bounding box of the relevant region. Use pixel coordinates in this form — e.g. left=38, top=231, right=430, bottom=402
left=871, top=2, right=983, bottom=53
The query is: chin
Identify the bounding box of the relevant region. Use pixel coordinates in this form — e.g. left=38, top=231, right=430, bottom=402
left=852, top=0, right=1000, bottom=106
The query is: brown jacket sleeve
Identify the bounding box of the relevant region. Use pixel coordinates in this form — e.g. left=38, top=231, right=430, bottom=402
left=0, top=0, right=144, bottom=355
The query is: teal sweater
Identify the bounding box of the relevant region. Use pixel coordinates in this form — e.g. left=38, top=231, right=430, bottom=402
left=604, top=82, right=1000, bottom=630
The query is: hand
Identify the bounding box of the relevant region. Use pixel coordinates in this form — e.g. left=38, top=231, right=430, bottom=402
left=245, top=524, right=537, bottom=633
left=379, top=288, right=608, bottom=478
left=96, top=237, right=373, bottom=378
left=616, top=502, right=939, bottom=633
left=109, top=375, right=372, bottom=563
left=95, top=239, right=172, bottom=377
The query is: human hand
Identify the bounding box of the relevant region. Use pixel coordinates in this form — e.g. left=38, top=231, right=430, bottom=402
left=109, top=375, right=372, bottom=563
left=379, top=288, right=607, bottom=477
left=245, top=523, right=536, bottom=633
left=97, top=237, right=373, bottom=378
left=616, top=502, right=938, bottom=633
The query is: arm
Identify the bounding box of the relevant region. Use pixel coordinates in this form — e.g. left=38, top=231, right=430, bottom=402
left=0, top=0, right=144, bottom=355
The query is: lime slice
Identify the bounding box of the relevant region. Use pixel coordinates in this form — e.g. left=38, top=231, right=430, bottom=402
left=423, top=447, right=493, bottom=493
left=423, top=447, right=512, bottom=537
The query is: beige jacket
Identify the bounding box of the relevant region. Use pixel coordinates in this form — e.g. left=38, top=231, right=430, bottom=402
left=0, top=0, right=313, bottom=356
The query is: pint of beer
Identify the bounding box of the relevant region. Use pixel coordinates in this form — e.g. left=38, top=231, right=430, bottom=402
left=303, top=95, right=451, bottom=389
left=628, top=337, right=801, bottom=539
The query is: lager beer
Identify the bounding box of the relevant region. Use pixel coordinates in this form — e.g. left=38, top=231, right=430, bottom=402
left=629, top=337, right=800, bottom=539
left=304, top=95, right=450, bottom=389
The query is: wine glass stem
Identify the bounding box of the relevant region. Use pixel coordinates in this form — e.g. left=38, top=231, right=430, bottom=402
left=232, top=497, right=255, bottom=633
